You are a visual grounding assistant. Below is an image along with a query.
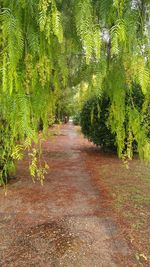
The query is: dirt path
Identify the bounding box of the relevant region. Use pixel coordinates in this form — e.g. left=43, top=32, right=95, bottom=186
left=0, top=123, right=135, bottom=266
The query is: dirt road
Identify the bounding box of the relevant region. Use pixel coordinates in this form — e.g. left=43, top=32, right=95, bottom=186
left=0, top=123, right=135, bottom=266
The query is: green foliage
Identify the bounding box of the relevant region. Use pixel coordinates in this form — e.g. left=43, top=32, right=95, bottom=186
left=0, top=0, right=150, bottom=185
left=80, top=96, right=116, bottom=149
left=80, top=84, right=150, bottom=157
left=29, top=148, right=49, bottom=185
left=75, top=0, right=102, bottom=64
left=73, top=113, right=81, bottom=126
left=0, top=0, right=66, bottom=184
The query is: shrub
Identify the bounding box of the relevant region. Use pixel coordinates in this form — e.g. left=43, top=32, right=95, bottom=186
left=80, top=96, right=116, bottom=150
left=73, top=113, right=81, bottom=125
left=80, top=85, right=150, bottom=153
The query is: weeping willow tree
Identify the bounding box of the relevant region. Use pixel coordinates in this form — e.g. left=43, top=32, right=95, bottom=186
left=0, top=0, right=150, bottom=185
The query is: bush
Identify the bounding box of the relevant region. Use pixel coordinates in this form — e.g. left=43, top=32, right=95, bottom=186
left=80, top=96, right=116, bottom=150
left=73, top=113, right=81, bottom=125
left=80, top=85, right=150, bottom=152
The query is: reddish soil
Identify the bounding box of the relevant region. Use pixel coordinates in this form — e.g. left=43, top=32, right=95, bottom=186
left=0, top=123, right=140, bottom=266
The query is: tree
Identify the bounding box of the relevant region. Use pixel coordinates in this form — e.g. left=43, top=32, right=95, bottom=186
left=0, top=0, right=150, bottom=184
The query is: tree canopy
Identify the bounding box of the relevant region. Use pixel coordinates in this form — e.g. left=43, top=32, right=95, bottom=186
left=0, top=0, right=150, bottom=184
